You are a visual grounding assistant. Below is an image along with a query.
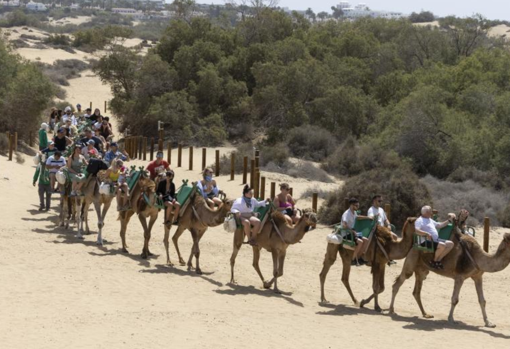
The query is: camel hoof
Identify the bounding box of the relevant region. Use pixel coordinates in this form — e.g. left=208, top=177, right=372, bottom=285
left=122, top=248, right=129, bottom=253
left=374, top=306, right=382, bottom=313
left=196, top=269, right=203, bottom=275
left=230, top=280, right=237, bottom=285
left=179, top=259, right=186, bottom=266
left=388, top=308, right=395, bottom=315
left=167, top=262, right=174, bottom=267
left=425, top=314, right=435, bottom=319
left=360, top=299, right=368, bottom=308
left=320, top=299, right=329, bottom=304
left=141, top=253, right=148, bottom=259
left=274, top=288, right=282, bottom=294
left=263, top=281, right=271, bottom=289
left=485, top=322, right=496, bottom=328
left=96, top=241, right=103, bottom=246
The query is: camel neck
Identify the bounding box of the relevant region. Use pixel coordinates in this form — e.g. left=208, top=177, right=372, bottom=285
left=475, top=241, right=510, bottom=273
left=284, top=218, right=308, bottom=245
left=389, top=221, right=415, bottom=260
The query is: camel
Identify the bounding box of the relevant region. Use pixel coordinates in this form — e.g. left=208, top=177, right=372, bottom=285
left=230, top=209, right=318, bottom=293
left=118, top=174, right=160, bottom=259
left=319, top=222, right=411, bottom=308
left=58, top=181, right=78, bottom=230
left=389, top=230, right=510, bottom=328
left=78, top=174, right=115, bottom=245
left=167, top=194, right=234, bottom=274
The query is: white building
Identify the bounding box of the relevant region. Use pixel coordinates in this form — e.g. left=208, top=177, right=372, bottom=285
left=112, top=8, right=145, bottom=19
left=0, top=0, right=21, bottom=7
left=26, top=1, right=47, bottom=11
left=70, top=3, right=80, bottom=10
left=336, top=2, right=404, bottom=19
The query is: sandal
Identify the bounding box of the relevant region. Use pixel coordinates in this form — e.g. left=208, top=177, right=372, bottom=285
left=428, top=260, right=438, bottom=269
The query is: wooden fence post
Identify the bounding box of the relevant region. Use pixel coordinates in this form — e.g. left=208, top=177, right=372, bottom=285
left=312, top=193, right=318, bottom=213
left=215, top=150, right=220, bottom=177
left=270, top=182, right=276, bottom=200
left=150, top=137, right=155, bottom=161
left=250, top=159, right=255, bottom=188
left=138, top=136, right=143, bottom=160
left=8, top=134, right=14, bottom=161
left=125, top=137, right=129, bottom=157
left=89, top=101, right=92, bottom=109
left=158, top=139, right=163, bottom=152
left=13, top=131, right=18, bottom=151
left=166, top=142, right=171, bottom=164
left=242, top=156, right=248, bottom=184
left=254, top=170, right=260, bottom=198
left=230, top=153, right=235, bottom=180
left=484, top=217, right=490, bottom=253
left=189, top=146, right=193, bottom=171
left=177, top=144, right=182, bottom=167
left=104, top=101, right=107, bottom=113
left=255, top=149, right=260, bottom=169
left=135, top=136, right=139, bottom=159
left=384, top=203, right=391, bottom=222
left=142, top=137, right=147, bottom=161
left=260, top=176, right=266, bottom=200
left=201, top=148, right=206, bottom=170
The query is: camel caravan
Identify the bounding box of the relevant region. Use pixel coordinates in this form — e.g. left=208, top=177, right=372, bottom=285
left=32, top=105, right=510, bottom=329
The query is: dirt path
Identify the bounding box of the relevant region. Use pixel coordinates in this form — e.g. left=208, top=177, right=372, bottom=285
left=1, top=152, right=510, bottom=349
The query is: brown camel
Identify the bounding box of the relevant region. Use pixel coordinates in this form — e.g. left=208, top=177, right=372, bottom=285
left=118, top=175, right=160, bottom=258
left=78, top=174, right=115, bottom=245
left=319, top=222, right=410, bottom=308
left=389, top=231, right=510, bottom=328
left=58, top=181, right=77, bottom=230
left=166, top=194, right=234, bottom=274
left=230, top=209, right=318, bottom=293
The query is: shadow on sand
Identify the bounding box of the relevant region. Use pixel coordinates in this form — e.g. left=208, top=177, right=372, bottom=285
left=216, top=283, right=304, bottom=308
left=316, top=302, right=510, bottom=339
left=140, top=263, right=223, bottom=287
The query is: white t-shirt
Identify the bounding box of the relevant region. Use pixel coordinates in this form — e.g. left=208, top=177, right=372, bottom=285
left=341, top=209, right=357, bottom=230
left=231, top=197, right=267, bottom=214
left=45, top=156, right=67, bottom=173
left=367, top=206, right=387, bottom=226
left=415, top=216, right=440, bottom=242
left=62, top=114, right=77, bottom=126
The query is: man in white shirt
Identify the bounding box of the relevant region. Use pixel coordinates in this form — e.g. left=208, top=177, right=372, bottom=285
left=341, top=198, right=371, bottom=266
left=368, top=195, right=398, bottom=265
left=415, top=206, right=454, bottom=269
left=45, top=151, right=66, bottom=192
left=62, top=106, right=77, bottom=126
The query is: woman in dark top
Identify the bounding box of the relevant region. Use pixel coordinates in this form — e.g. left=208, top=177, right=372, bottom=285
left=156, top=170, right=180, bottom=226
left=99, top=119, right=113, bottom=140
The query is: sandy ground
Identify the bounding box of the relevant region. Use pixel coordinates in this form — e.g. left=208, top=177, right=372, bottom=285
left=1, top=148, right=510, bottom=349
left=48, top=16, right=92, bottom=27
left=489, top=24, right=510, bottom=38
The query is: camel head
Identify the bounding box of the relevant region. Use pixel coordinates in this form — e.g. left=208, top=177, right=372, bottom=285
left=221, top=198, right=234, bottom=211
left=302, top=209, right=318, bottom=232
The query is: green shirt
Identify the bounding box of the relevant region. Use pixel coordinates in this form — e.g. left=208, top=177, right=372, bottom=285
left=39, top=129, right=48, bottom=149
left=33, top=164, right=50, bottom=185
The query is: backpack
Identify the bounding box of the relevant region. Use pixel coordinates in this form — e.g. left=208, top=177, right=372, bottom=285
left=86, top=158, right=109, bottom=176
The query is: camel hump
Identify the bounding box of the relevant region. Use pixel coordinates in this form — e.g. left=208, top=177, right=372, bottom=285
left=407, top=217, right=417, bottom=224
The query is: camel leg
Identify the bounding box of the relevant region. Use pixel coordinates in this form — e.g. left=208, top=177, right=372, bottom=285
left=361, top=261, right=386, bottom=312
left=340, top=248, right=358, bottom=305
left=187, top=228, right=199, bottom=270
left=251, top=247, right=268, bottom=288
left=171, top=224, right=187, bottom=266
left=97, top=198, right=111, bottom=245
left=163, top=224, right=173, bottom=266
left=448, top=277, right=465, bottom=324
left=193, top=230, right=206, bottom=275
left=76, top=198, right=84, bottom=238
left=146, top=213, right=158, bottom=256
left=472, top=275, right=495, bottom=328
left=82, top=199, right=91, bottom=235
left=229, top=229, right=244, bottom=284
left=92, top=201, right=101, bottom=244
left=119, top=211, right=133, bottom=253
left=139, top=215, right=150, bottom=259
left=319, top=243, right=338, bottom=304
left=413, top=269, right=432, bottom=318
left=271, top=249, right=281, bottom=294
left=389, top=250, right=420, bottom=314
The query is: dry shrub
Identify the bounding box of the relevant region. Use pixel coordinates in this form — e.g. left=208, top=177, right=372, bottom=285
left=15, top=152, right=25, bottom=164
left=421, top=175, right=509, bottom=226
left=448, top=167, right=510, bottom=191
left=319, top=166, right=430, bottom=228
left=300, top=185, right=337, bottom=199
left=286, top=125, right=337, bottom=162
left=322, top=137, right=403, bottom=176
left=264, top=160, right=334, bottom=183
left=216, top=143, right=290, bottom=175
left=0, top=134, right=9, bottom=155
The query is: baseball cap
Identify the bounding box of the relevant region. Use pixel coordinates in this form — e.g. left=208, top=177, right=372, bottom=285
left=65, top=106, right=72, bottom=112
left=87, top=139, right=95, bottom=145
left=110, top=142, right=118, bottom=147
left=156, top=151, right=164, bottom=158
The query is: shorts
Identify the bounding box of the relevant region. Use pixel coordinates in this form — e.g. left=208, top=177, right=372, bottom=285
left=69, top=173, right=86, bottom=183
left=162, top=195, right=175, bottom=203
left=283, top=208, right=294, bottom=216
left=420, top=240, right=439, bottom=251
left=344, top=232, right=363, bottom=241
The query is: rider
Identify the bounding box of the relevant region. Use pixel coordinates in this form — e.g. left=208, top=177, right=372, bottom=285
left=103, top=142, right=129, bottom=166
left=80, top=128, right=103, bottom=153
left=62, top=106, right=77, bottom=125
left=231, top=185, right=268, bottom=246
left=341, top=198, right=371, bottom=266
left=82, top=139, right=99, bottom=160
left=67, top=145, right=88, bottom=196
left=197, top=167, right=222, bottom=209
left=38, top=123, right=48, bottom=151
left=368, top=195, right=398, bottom=265
left=45, top=150, right=66, bottom=192
left=53, top=128, right=72, bottom=152
left=146, top=151, right=170, bottom=180
left=415, top=206, right=455, bottom=270
left=273, top=182, right=300, bottom=225
left=156, top=170, right=180, bottom=226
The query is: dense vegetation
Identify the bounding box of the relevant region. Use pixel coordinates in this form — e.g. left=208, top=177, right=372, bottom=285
left=0, top=39, right=55, bottom=144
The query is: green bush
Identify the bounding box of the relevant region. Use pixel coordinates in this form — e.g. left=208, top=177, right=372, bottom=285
left=318, top=166, right=431, bottom=228
left=285, top=125, right=337, bottom=162
left=44, top=34, right=71, bottom=46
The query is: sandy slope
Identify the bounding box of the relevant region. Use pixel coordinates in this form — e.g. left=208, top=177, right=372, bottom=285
left=1, top=149, right=510, bottom=349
